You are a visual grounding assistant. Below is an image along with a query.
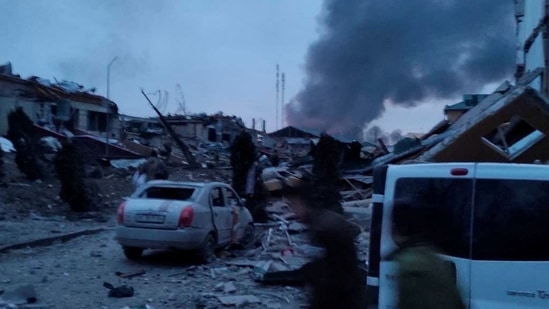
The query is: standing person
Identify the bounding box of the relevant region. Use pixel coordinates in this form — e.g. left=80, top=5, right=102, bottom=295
left=389, top=198, right=466, bottom=309
left=285, top=188, right=364, bottom=309
left=230, top=130, right=256, bottom=196
left=133, top=150, right=168, bottom=187
left=269, top=149, right=280, bottom=167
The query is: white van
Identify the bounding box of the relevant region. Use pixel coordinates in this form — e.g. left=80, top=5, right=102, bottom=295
left=367, top=163, right=549, bottom=308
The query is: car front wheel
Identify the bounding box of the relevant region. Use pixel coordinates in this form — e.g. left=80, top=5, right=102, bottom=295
left=123, top=246, right=143, bottom=260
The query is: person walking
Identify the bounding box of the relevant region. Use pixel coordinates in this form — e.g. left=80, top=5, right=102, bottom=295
left=389, top=197, right=466, bottom=309
left=285, top=188, right=364, bottom=309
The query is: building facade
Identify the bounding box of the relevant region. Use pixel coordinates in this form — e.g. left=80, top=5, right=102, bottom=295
left=0, top=63, right=118, bottom=138
left=515, top=0, right=549, bottom=93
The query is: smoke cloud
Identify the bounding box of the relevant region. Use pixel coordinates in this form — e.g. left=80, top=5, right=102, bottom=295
left=287, top=0, right=516, bottom=139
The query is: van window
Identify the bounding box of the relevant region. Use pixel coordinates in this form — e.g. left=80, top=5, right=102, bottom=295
left=394, top=178, right=473, bottom=258
left=473, top=179, right=549, bottom=261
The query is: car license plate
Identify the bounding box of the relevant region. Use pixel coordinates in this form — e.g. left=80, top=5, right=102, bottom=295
left=135, top=214, right=165, bottom=223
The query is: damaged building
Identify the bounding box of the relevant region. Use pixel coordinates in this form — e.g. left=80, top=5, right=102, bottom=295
left=0, top=62, right=119, bottom=139
left=418, top=83, right=549, bottom=163
left=369, top=1, right=549, bottom=166
left=444, top=94, right=489, bottom=124
left=515, top=0, right=549, bottom=94
left=268, top=126, right=320, bottom=156
left=0, top=62, right=141, bottom=160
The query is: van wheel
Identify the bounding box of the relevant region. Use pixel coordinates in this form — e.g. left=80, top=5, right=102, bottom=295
left=123, top=246, right=143, bottom=260
left=198, top=234, right=216, bottom=264
left=239, top=224, right=255, bottom=249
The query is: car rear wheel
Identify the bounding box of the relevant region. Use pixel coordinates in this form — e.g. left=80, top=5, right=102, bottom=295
left=123, top=246, right=143, bottom=260
left=198, top=234, right=216, bottom=264
left=239, top=224, right=255, bottom=249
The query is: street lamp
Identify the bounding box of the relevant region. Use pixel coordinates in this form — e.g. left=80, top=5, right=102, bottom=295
left=107, top=56, right=118, bottom=99
left=106, top=56, right=118, bottom=157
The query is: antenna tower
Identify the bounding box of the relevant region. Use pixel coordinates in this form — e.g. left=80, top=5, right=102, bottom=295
left=175, top=84, right=187, bottom=115
left=276, top=64, right=280, bottom=130
left=281, top=73, right=285, bottom=128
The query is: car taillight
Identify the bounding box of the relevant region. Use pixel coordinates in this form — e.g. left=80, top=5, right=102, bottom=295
left=178, top=206, right=194, bottom=228
left=117, top=202, right=126, bottom=224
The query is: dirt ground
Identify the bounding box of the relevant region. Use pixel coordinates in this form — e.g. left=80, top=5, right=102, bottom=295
left=0, top=152, right=310, bottom=308
left=0, top=229, right=308, bottom=309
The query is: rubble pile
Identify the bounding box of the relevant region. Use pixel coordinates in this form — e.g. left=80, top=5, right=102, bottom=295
left=260, top=165, right=372, bottom=206
left=191, top=196, right=370, bottom=307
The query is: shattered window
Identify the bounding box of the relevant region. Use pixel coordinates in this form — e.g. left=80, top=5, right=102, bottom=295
left=225, top=188, right=242, bottom=206
left=210, top=187, right=225, bottom=207
left=482, top=116, right=545, bottom=160
left=141, top=187, right=195, bottom=200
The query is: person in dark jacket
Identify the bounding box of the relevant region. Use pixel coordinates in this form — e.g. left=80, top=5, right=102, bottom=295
left=389, top=197, right=466, bottom=309
left=269, top=150, right=280, bottom=167
left=285, top=188, right=364, bottom=309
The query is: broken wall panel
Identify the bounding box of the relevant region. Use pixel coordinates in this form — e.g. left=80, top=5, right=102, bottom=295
left=421, top=86, right=549, bottom=163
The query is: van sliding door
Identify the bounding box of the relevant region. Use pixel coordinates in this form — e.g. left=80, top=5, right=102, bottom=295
left=471, top=164, right=549, bottom=309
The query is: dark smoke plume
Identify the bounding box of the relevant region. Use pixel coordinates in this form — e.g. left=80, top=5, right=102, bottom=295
left=287, top=0, right=516, bottom=139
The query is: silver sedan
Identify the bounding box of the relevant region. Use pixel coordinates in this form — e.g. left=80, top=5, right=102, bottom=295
left=115, top=181, right=255, bottom=263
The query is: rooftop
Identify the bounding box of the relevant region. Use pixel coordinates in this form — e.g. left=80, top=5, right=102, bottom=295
left=444, top=94, right=489, bottom=112
left=0, top=62, right=116, bottom=109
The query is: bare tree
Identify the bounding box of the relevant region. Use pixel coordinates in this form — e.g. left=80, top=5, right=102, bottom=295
left=364, top=125, right=383, bottom=143
left=390, top=129, right=403, bottom=144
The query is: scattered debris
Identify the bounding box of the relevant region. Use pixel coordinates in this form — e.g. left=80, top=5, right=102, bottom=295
left=118, top=305, right=155, bottom=309
left=216, top=295, right=261, bottom=306
left=265, top=302, right=282, bottom=309
left=89, top=251, right=103, bottom=257
left=223, top=282, right=237, bottom=294
left=287, top=222, right=308, bottom=234
left=103, top=282, right=134, bottom=298
left=110, top=159, right=147, bottom=169
left=0, top=284, right=37, bottom=305
left=115, top=269, right=146, bottom=279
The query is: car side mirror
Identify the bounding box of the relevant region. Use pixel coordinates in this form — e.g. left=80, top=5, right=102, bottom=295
left=240, top=198, right=247, bottom=206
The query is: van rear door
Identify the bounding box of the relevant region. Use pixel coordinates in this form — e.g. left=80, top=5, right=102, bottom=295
left=471, top=163, right=549, bottom=309
left=378, top=163, right=475, bottom=308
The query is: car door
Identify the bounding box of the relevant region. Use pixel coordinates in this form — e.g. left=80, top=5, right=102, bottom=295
left=209, top=186, right=233, bottom=245
left=471, top=164, right=549, bottom=309
left=224, top=187, right=250, bottom=239
left=378, top=163, right=474, bottom=309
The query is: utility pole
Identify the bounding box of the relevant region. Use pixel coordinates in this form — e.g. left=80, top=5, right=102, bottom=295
left=141, top=90, right=200, bottom=168
left=107, top=56, right=118, bottom=99
left=105, top=56, right=118, bottom=157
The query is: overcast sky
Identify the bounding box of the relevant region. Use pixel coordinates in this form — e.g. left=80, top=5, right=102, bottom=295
left=1, top=1, right=515, bottom=136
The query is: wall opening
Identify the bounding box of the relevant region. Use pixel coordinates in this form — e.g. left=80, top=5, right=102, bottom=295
left=482, top=116, right=545, bottom=160
left=87, top=111, right=107, bottom=132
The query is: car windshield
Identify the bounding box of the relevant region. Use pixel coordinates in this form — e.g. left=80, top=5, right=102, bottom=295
left=140, top=186, right=196, bottom=201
